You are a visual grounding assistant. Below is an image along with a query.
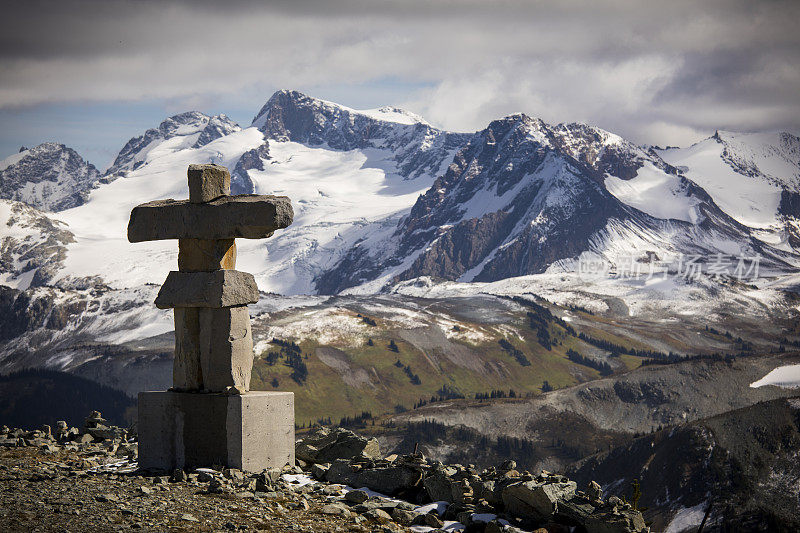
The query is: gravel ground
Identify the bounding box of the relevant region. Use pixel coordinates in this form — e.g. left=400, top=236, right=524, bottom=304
left=0, top=447, right=402, bottom=533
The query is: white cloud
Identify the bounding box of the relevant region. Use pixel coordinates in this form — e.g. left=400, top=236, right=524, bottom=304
left=0, top=0, right=798, bottom=146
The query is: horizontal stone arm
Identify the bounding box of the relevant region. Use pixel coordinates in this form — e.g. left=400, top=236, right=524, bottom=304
left=127, top=194, right=293, bottom=242
left=155, top=270, right=259, bottom=309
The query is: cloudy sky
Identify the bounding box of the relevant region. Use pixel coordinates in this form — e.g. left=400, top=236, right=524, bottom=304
left=2, top=0, right=799, bottom=167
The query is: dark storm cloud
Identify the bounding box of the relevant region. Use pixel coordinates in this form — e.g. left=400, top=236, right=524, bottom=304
left=1, top=0, right=798, bottom=145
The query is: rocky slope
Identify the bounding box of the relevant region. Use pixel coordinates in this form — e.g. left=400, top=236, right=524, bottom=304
left=388, top=353, right=800, bottom=467
left=0, top=199, right=76, bottom=289
left=568, top=395, right=800, bottom=532
left=0, top=417, right=649, bottom=533
left=0, top=143, right=100, bottom=212
left=252, top=90, right=470, bottom=180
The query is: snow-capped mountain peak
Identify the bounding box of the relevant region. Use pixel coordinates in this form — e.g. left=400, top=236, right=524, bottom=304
left=657, top=130, right=800, bottom=249
left=0, top=142, right=100, bottom=212
left=2, top=90, right=799, bottom=301
left=103, top=111, right=241, bottom=179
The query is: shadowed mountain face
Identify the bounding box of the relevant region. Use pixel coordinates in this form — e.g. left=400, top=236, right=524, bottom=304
left=568, top=396, right=800, bottom=532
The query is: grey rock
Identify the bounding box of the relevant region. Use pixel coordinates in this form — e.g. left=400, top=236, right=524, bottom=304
left=352, top=465, right=422, bottom=496
left=557, top=497, right=596, bottom=524
left=584, top=508, right=647, bottom=533
left=321, top=503, right=351, bottom=517
left=311, top=462, right=330, bottom=480
left=474, top=479, right=502, bottom=506
left=420, top=513, right=444, bottom=528
left=364, top=508, right=392, bottom=524
left=502, top=480, right=577, bottom=520
left=188, top=164, right=230, bottom=203
left=588, top=480, right=603, bottom=501
left=423, top=465, right=458, bottom=502
left=127, top=194, right=293, bottom=242
left=296, top=426, right=380, bottom=464
left=325, top=459, right=358, bottom=486
left=390, top=508, right=417, bottom=526
left=345, top=489, right=369, bottom=503
left=155, top=270, right=258, bottom=309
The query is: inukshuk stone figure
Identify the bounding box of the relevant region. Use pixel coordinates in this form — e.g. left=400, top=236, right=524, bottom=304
left=128, top=164, right=293, bottom=393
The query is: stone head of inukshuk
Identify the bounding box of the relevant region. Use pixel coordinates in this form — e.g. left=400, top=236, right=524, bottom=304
left=127, top=164, right=293, bottom=394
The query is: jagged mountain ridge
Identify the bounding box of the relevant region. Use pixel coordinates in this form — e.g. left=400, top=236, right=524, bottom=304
left=1, top=89, right=799, bottom=300
left=316, top=113, right=796, bottom=293
left=253, top=90, right=470, bottom=180
left=0, top=143, right=101, bottom=212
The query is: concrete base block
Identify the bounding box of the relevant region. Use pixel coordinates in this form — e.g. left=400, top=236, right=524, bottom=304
left=138, top=391, right=294, bottom=472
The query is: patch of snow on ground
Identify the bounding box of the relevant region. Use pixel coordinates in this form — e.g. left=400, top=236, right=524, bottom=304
left=241, top=140, right=435, bottom=294
left=665, top=501, right=708, bottom=533
left=281, top=473, right=315, bottom=487
left=261, top=307, right=369, bottom=347
left=750, top=364, right=800, bottom=389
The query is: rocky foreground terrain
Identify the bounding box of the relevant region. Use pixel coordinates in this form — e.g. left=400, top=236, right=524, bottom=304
left=1, top=412, right=648, bottom=533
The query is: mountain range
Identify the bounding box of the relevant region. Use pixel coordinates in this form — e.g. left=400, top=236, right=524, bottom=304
left=1, top=89, right=799, bottom=383
left=2, top=89, right=799, bottom=298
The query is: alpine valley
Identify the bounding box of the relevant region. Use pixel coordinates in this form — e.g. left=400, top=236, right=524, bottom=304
left=2, top=90, right=800, bottom=530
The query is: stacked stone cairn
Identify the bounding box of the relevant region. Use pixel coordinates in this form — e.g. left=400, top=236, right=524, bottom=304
left=128, top=163, right=293, bottom=393
left=128, top=164, right=295, bottom=472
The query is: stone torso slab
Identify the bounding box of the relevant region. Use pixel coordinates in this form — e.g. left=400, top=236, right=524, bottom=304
left=155, top=270, right=259, bottom=309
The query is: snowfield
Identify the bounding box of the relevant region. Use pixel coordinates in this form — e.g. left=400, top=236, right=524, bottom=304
left=750, top=364, right=800, bottom=389
left=656, top=132, right=794, bottom=230
left=604, top=162, right=703, bottom=224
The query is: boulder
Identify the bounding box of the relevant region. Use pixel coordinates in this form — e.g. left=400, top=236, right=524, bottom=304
left=556, top=497, right=596, bottom=524
left=296, top=427, right=380, bottom=464
left=391, top=508, right=417, bottom=526
left=587, top=480, right=603, bottom=501
left=324, top=459, right=358, bottom=486
left=345, top=489, right=369, bottom=504
left=423, top=465, right=459, bottom=502
left=353, top=465, right=423, bottom=496
left=321, top=503, right=351, bottom=517
left=583, top=509, right=647, bottom=533
left=187, top=164, right=230, bottom=203
left=364, top=508, right=392, bottom=524
left=502, top=480, right=577, bottom=520
left=311, top=462, right=330, bottom=480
